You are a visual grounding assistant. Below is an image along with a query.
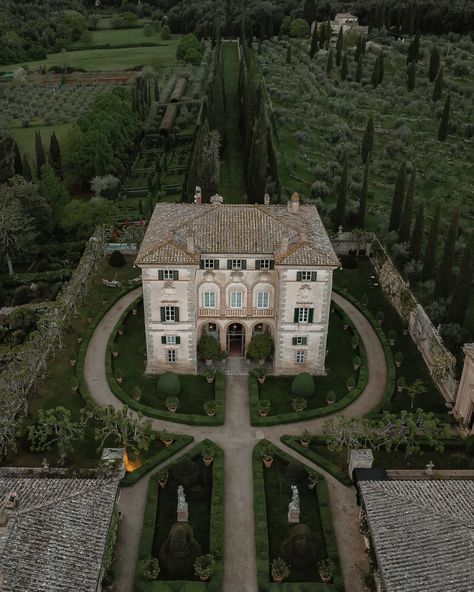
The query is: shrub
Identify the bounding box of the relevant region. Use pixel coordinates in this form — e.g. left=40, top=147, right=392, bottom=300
left=132, top=386, right=142, bottom=401
left=246, top=333, right=273, bottom=361
left=143, top=23, right=155, bottom=37
left=197, top=335, right=220, bottom=360
left=194, top=554, right=215, bottom=579
left=161, top=25, right=171, bottom=40
left=13, top=286, right=32, bottom=305
left=139, top=557, right=160, bottom=580
left=289, top=18, right=310, bottom=38
left=291, top=397, right=308, bottom=412
left=185, top=47, right=202, bottom=65
left=157, top=372, right=181, bottom=397
left=165, top=395, right=180, bottom=410
left=291, top=373, right=315, bottom=397
left=109, top=250, right=126, bottom=267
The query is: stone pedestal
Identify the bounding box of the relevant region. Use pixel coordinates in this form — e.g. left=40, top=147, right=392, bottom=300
left=288, top=510, right=300, bottom=523
left=348, top=449, right=374, bottom=478
left=177, top=506, right=188, bottom=522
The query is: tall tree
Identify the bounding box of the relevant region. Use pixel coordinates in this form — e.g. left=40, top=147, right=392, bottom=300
left=361, top=115, right=375, bottom=163
left=435, top=207, right=459, bottom=298
left=326, top=48, right=333, bottom=76
left=407, top=30, right=420, bottom=63
left=355, top=54, right=363, bottom=82
left=438, top=94, right=450, bottom=142
left=388, top=163, right=406, bottom=232
left=428, top=45, right=440, bottom=82
left=303, top=0, right=317, bottom=27
left=48, top=131, right=63, bottom=179
left=198, top=120, right=221, bottom=201
left=13, top=142, right=23, bottom=175
left=22, top=154, right=33, bottom=181
left=0, top=129, right=15, bottom=182
left=38, top=164, right=70, bottom=226
left=407, top=61, right=416, bottom=91
left=35, top=130, right=46, bottom=176
left=336, top=28, right=343, bottom=67
left=286, top=45, right=292, bottom=64
left=371, top=53, right=380, bottom=88
left=357, top=160, right=369, bottom=228
left=354, top=34, right=365, bottom=62
left=334, top=154, right=348, bottom=230
left=448, top=233, right=474, bottom=325
left=94, top=405, right=153, bottom=454
left=378, top=51, right=384, bottom=83
left=432, top=67, right=443, bottom=101
left=0, top=187, right=36, bottom=274
left=422, top=202, right=441, bottom=281
left=309, top=21, right=319, bottom=58
left=340, top=51, right=348, bottom=80
left=246, top=92, right=268, bottom=202
left=410, top=201, right=424, bottom=260
left=399, top=164, right=416, bottom=242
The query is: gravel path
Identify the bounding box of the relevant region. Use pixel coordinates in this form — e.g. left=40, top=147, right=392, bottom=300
left=84, top=288, right=387, bottom=592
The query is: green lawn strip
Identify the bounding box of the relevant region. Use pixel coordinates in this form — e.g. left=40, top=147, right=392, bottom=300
left=250, top=302, right=368, bottom=426
left=253, top=440, right=343, bottom=591
left=218, top=42, right=246, bottom=203
left=135, top=439, right=224, bottom=592
left=69, top=27, right=164, bottom=49
left=105, top=296, right=224, bottom=425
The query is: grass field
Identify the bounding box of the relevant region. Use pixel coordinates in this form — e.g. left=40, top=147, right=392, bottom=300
left=9, top=122, right=73, bottom=169
left=69, top=26, right=163, bottom=49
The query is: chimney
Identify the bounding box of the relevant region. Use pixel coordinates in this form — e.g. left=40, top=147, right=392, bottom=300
left=194, top=186, right=202, bottom=205
left=5, top=492, right=17, bottom=510
left=288, top=192, right=300, bottom=214
left=186, top=230, right=195, bottom=253
left=264, top=193, right=270, bottom=205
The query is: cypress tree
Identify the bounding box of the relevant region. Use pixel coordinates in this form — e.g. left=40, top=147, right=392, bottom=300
left=355, top=54, right=363, bottom=82
left=354, top=35, right=363, bottom=62
left=325, top=19, right=330, bottom=50
left=334, top=154, right=348, bottom=230
left=371, top=54, right=380, bottom=88
left=422, top=202, right=441, bottom=281
left=303, top=0, right=317, bottom=26
left=35, top=131, right=46, bottom=177
left=407, top=61, right=416, bottom=91
left=407, top=30, right=420, bottom=63
left=286, top=46, right=292, bottom=64
left=48, top=131, right=62, bottom=179
left=435, top=207, right=459, bottom=298
left=438, top=94, right=450, bottom=142
left=13, top=142, right=23, bottom=175
left=361, top=115, right=375, bottom=163
left=340, top=52, right=348, bottom=81
left=410, top=202, right=424, bottom=260
left=326, top=48, right=333, bottom=76
left=357, top=160, right=369, bottom=228
left=388, top=163, right=406, bottom=232
left=432, top=67, right=443, bottom=101
left=246, top=92, right=268, bottom=202
left=448, top=233, right=474, bottom=325
left=336, top=28, right=343, bottom=67
left=154, top=78, right=160, bottom=102
left=22, top=154, right=32, bottom=181
left=428, top=45, right=440, bottom=82
left=309, top=22, right=319, bottom=58
left=319, top=21, right=326, bottom=48
left=399, top=164, right=416, bottom=242
left=378, top=51, right=384, bottom=83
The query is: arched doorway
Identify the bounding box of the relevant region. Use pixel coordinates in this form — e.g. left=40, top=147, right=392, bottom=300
left=252, top=322, right=272, bottom=338
left=201, top=322, right=220, bottom=342
left=227, top=323, right=245, bottom=357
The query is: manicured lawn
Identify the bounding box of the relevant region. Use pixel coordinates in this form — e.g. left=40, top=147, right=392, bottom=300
left=9, top=123, right=73, bottom=169
left=70, top=27, right=163, bottom=48
left=334, top=258, right=447, bottom=413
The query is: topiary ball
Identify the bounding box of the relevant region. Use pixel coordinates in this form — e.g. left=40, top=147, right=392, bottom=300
left=283, top=462, right=308, bottom=488
left=171, top=457, right=200, bottom=487
left=109, top=250, right=126, bottom=267
left=291, top=373, right=315, bottom=398
left=157, top=372, right=181, bottom=397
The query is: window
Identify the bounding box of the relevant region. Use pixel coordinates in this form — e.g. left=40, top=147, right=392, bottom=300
left=292, top=336, right=308, bottom=346
left=297, top=271, right=317, bottom=282
left=160, top=306, right=179, bottom=322
left=294, top=307, right=314, bottom=323
left=256, top=259, right=274, bottom=270
left=230, top=291, right=243, bottom=308
left=227, top=259, right=247, bottom=270
left=296, top=350, right=306, bottom=364
left=159, top=270, right=179, bottom=280
left=203, top=291, right=216, bottom=308
left=203, top=259, right=215, bottom=269
left=167, top=350, right=176, bottom=363
left=256, top=291, right=269, bottom=309
left=161, top=335, right=181, bottom=344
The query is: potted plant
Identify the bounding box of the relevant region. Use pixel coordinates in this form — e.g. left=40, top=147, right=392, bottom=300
left=387, top=329, right=396, bottom=346
left=131, top=386, right=142, bottom=401
left=246, top=333, right=273, bottom=364
left=271, top=557, right=289, bottom=583
left=343, top=318, right=350, bottom=331
left=117, top=323, right=124, bottom=337
left=165, top=396, right=180, bottom=413
left=361, top=294, right=369, bottom=307
left=258, top=399, right=271, bottom=417
left=307, top=469, right=319, bottom=490
left=300, top=429, right=312, bottom=448
left=194, top=554, right=215, bottom=582
left=70, top=376, right=79, bottom=393
left=203, top=400, right=216, bottom=416
left=292, top=397, right=307, bottom=413
left=396, top=376, right=406, bottom=393
left=157, top=468, right=169, bottom=488
left=201, top=444, right=216, bottom=466
left=395, top=352, right=404, bottom=368
left=114, top=367, right=123, bottom=384
left=76, top=335, right=83, bottom=344
left=326, top=390, right=336, bottom=405
left=69, top=349, right=77, bottom=367
left=352, top=355, right=361, bottom=371
left=204, top=368, right=216, bottom=384
left=138, top=556, right=160, bottom=580
left=259, top=441, right=275, bottom=468
left=318, top=558, right=335, bottom=583
left=253, top=366, right=269, bottom=384
left=159, top=429, right=174, bottom=448
left=376, top=311, right=384, bottom=325
left=346, top=376, right=355, bottom=391
left=351, top=335, right=359, bottom=350
left=197, top=334, right=221, bottom=366
left=132, top=306, right=138, bottom=316
left=111, top=343, right=119, bottom=358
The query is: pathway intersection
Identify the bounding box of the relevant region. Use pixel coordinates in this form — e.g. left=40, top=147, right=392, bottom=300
left=84, top=288, right=387, bottom=592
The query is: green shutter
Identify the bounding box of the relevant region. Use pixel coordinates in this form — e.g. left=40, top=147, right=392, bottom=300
left=161, top=336, right=166, bottom=344
left=175, top=307, right=180, bottom=322
left=311, top=271, right=317, bottom=282
left=270, top=260, right=275, bottom=269
left=173, top=270, right=179, bottom=280
left=214, top=259, right=219, bottom=269
left=294, top=308, right=299, bottom=323
left=160, top=307, right=165, bottom=322
left=176, top=336, right=181, bottom=344
left=256, top=260, right=261, bottom=270
left=158, top=270, right=164, bottom=280
left=296, top=271, right=302, bottom=281
left=227, top=260, right=232, bottom=269
left=308, top=308, right=314, bottom=323
left=292, top=337, right=297, bottom=345
left=302, top=337, right=307, bottom=345
left=200, top=260, right=205, bottom=269
left=241, top=260, right=247, bottom=270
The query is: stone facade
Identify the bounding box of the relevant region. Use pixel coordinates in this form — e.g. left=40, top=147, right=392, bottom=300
left=454, top=344, right=474, bottom=433
left=136, top=196, right=339, bottom=375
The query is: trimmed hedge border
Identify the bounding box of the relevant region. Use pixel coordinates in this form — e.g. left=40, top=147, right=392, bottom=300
left=253, top=440, right=344, bottom=591
left=135, top=439, right=224, bottom=592
left=106, top=296, right=225, bottom=426
left=250, top=302, right=369, bottom=426
left=121, top=432, right=194, bottom=487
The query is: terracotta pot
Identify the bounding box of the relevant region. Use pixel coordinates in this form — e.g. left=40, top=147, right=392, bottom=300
left=353, top=364, right=360, bottom=371
left=112, top=351, right=119, bottom=358
left=69, top=359, right=77, bottom=367
left=199, top=575, right=210, bottom=582
left=116, top=377, right=123, bottom=384
left=308, top=481, right=317, bottom=490
left=327, top=399, right=335, bottom=406
left=258, top=409, right=269, bottom=417
left=132, top=309, right=137, bottom=316
left=257, top=377, right=266, bottom=384
left=158, top=479, right=168, bottom=489
left=389, top=339, right=395, bottom=346
left=163, top=439, right=173, bottom=448
left=203, top=456, right=213, bottom=466
left=300, top=440, right=309, bottom=448
left=77, top=337, right=83, bottom=344
left=206, top=410, right=216, bottom=417
left=118, top=329, right=124, bottom=336
left=71, top=385, right=79, bottom=393
left=397, top=386, right=403, bottom=393
left=205, top=359, right=213, bottom=366
left=319, top=571, right=332, bottom=583
left=167, top=406, right=177, bottom=413
left=395, top=361, right=402, bottom=368
left=263, top=457, right=273, bottom=468
left=272, top=574, right=284, bottom=583
left=206, top=377, right=214, bottom=384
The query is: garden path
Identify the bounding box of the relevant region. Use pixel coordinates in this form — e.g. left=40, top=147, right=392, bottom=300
left=83, top=288, right=387, bottom=592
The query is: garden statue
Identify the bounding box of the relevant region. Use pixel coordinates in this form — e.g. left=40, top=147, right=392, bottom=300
left=177, top=485, right=188, bottom=522
left=425, top=460, right=435, bottom=476
left=280, top=524, right=317, bottom=570
left=288, top=485, right=300, bottom=523
left=159, top=522, right=201, bottom=578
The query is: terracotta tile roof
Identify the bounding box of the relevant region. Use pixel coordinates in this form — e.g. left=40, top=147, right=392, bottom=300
left=359, top=479, right=474, bottom=592
left=0, top=471, right=119, bottom=592
left=136, top=202, right=339, bottom=267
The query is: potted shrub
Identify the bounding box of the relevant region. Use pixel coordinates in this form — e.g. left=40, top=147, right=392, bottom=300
left=69, top=349, right=77, bottom=367
left=292, top=397, right=307, bottom=413
left=253, top=366, right=268, bottom=384
left=346, top=376, right=355, bottom=391
left=343, top=317, right=350, bottom=330
left=201, top=444, right=216, bottom=466
left=352, top=355, right=361, bottom=371
left=388, top=329, right=396, bottom=346
left=258, top=399, right=271, bottom=417
left=397, top=376, right=406, bottom=393
left=111, top=343, right=119, bottom=358
left=203, top=400, right=216, bottom=416
left=70, top=376, right=79, bottom=393
left=326, top=390, right=336, bottom=405
left=271, top=557, right=289, bottom=583
left=114, top=367, right=123, bottom=384
left=351, top=335, right=359, bottom=350
left=318, top=558, right=335, bottom=583
left=204, top=368, right=216, bottom=384
left=194, top=554, right=215, bottom=582
left=376, top=311, right=384, bottom=325
left=158, top=468, right=169, bottom=488
left=76, top=335, right=83, bottom=344
left=138, top=556, right=160, bottom=580
left=307, top=469, right=319, bottom=490
left=131, top=386, right=142, bottom=401
left=197, top=334, right=221, bottom=365
left=395, top=352, right=404, bottom=368
left=300, top=429, right=312, bottom=448
left=132, top=306, right=138, bottom=316
left=361, top=294, right=369, bottom=307
left=246, top=333, right=273, bottom=363
left=165, top=396, right=180, bottom=413
left=117, top=323, right=124, bottom=337
left=159, top=429, right=174, bottom=448
left=259, top=442, right=275, bottom=468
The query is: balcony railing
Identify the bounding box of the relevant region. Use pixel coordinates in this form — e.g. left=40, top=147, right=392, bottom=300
left=198, top=308, right=274, bottom=318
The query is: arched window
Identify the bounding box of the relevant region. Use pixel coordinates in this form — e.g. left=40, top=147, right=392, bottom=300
left=198, top=282, right=220, bottom=310
left=252, top=283, right=274, bottom=309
